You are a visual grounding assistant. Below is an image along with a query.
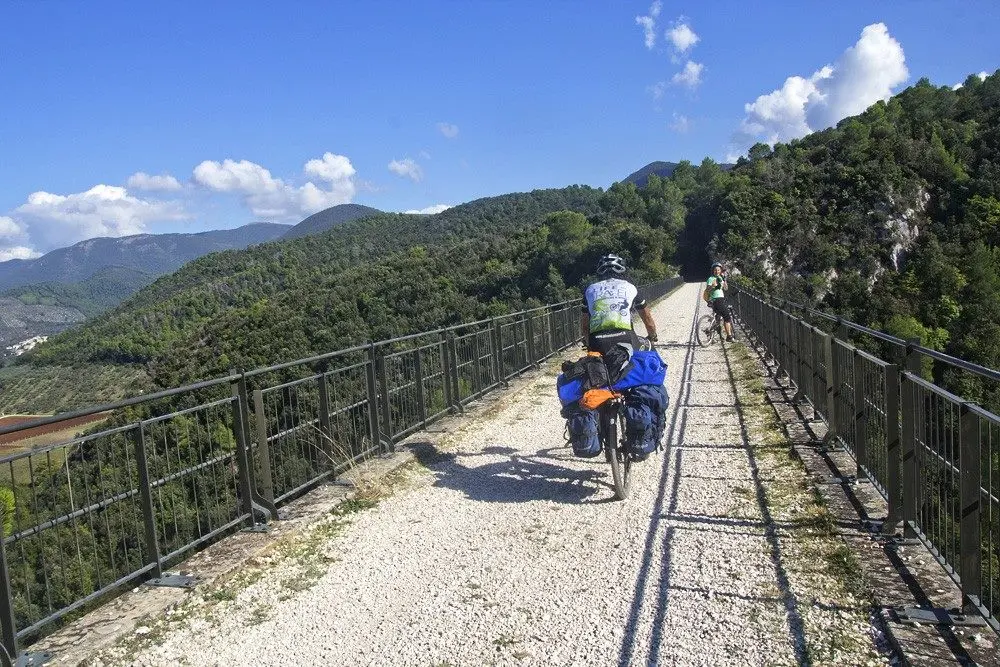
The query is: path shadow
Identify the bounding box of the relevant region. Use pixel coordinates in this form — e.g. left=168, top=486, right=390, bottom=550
left=406, top=441, right=608, bottom=504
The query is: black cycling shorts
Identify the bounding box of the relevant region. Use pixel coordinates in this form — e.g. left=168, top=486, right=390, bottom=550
left=587, top=329, right=641, bottom=357
left=711, top=297, right=732, bottom=323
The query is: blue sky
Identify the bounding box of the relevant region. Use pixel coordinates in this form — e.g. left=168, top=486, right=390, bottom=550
left=1, top=0, right=998, bottom=260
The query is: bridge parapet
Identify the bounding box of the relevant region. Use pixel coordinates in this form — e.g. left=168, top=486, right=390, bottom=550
left=730, top=284, right=1000, bottom=635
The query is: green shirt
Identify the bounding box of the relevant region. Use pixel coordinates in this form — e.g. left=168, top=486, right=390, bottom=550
left=706, top=276, right=725, bottom=300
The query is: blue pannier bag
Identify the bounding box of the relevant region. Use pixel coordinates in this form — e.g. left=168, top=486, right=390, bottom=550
left=612, top=350, right=667, bottom=390
left=556, top=373, right=585, bottom=406
left=561, top=403, right=602, bottom=458
left=623, top=383, right=669, bottom=458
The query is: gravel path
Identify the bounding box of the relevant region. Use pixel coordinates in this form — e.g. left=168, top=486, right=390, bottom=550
left=111, top=283, right=884, bottom=667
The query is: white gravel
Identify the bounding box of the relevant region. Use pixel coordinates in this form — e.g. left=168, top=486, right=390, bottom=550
left=107, top=283, right=883, bottom=667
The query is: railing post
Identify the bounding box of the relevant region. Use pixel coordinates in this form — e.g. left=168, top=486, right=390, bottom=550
left=905, top=337, right=924, bottom=379
left=958, top=402, right=983, bottom=615
left=900, top=371, right=919, bottom=539
left=374, top=346, right=393, bottom=450
left=365, top=343, right=382, bottom=451
left=853, top=351, right=868, bottom=481
left=525, top=314, right=537, bottom=366
left=883, top=363, right=903, bottom=535
left=0, top=533, right=18, bottom=664
left=491, top=318, right=505, bottom=387
left=438, top=334, right=452, bottom=411
left=822, top=331, right=837, bottom=445
left=231, top=375, right=260, bottom=526
left=447, top=331, right=464, bottom=413
left=134, top=421, right=162, bottom=578
left=413, top=346, right=427, bottom=427
left=252, top=390, right=276, bottom=506
left=316, top=368, right=334, bottom=466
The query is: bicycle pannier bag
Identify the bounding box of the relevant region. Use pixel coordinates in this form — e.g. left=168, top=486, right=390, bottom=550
left=623, top=384, right=669, bottom=457
left=561, top=403, right=602, bottom=458
left=612, top=350, right=667, bottom=390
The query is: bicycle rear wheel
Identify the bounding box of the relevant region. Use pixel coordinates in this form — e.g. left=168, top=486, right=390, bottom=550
left=604, top=406, right=630, bottom=500
left=696, top=314, right=716, bottom=347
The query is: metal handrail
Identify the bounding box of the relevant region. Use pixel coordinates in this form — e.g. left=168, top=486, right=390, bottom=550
left=730, top=284, right=1000, bottom=634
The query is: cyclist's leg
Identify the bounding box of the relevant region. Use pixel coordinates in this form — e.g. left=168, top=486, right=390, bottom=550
left=714, top=297, right=735, bottom=340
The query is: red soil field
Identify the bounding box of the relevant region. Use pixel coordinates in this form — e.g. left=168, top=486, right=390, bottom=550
left=0, top=414, right=110, bottom=445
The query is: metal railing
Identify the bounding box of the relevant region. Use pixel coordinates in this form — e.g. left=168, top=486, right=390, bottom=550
left=731, top=285, right=999, bottom=634
left=0, top=275, right=682, bottom=662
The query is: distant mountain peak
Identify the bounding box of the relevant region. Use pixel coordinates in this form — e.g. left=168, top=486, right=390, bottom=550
left=622, top=162, right=681, bottom=188
left=283, top=204, right=384, bottom=240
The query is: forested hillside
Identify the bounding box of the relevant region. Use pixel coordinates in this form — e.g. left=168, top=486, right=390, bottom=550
left=703, top=73, right=1000, bottom=394
left=14, top=183, right=686, bottom=403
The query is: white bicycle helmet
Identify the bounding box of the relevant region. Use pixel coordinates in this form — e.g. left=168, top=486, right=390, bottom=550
left=596, top=253, right=627, bottom=276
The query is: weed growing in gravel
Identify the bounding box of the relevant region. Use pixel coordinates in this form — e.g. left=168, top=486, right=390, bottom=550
left=492, top=633, right=520, bottom=647
left=726, top=342, right=883, bottom=665
left=247, top=604, right=272, bottom=626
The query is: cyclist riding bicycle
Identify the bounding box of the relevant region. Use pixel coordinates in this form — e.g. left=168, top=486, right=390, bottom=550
left=580, top=253, right=658, bottom=357
left=705, top=262, right=735, bottom=342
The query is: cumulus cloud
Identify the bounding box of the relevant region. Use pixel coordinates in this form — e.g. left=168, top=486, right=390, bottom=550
left=193, top=153, right=357, bottom=220
left=127, top=172, right=182, bottom=191
left=436, top=122, right=460, bottom=139
left=0, top=216, right=26, bottom=242
left=388, top=158, right=424, bottom=182
left=730, top=22, right=908, bottom=159
left=404, top=204, right=452, bottom=215
left=669, top=113, right=690, bottom=133
left=635, top=1, right=662, bottom=50
left=0, top=246, right=40, bottom=262
left=671, top=61, right=704, bottom=88
left=666, top=20, right=699, bottom=54
left=12, top=184, right=187, bottom=253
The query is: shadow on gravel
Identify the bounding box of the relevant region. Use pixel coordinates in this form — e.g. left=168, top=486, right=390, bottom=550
left=406, top=442, right=607, bottom=504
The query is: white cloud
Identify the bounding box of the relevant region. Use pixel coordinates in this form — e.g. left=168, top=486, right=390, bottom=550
left=0, top=216, right=26, bottom=241
left=388, top=158, right=424, bottom=182
left=635, top=1, right=662, bottom=50
left=193, top=153, right=357, bottom=220
left=669, top=113, right=690, bottom=133
left=419, top=150, right=432, bottom=160
left=647, top=81, right=667, bottom=101
left=127, top=172, right=182, bottom=191
left=0, top=246, right=40, bottom=262
left=671, top=61, right=704, bottom=88
left=404, top=204, right=452, bottom=215
left=436, top=122, right=460, bottom=139
left=12, top=184, right=187, bottom=252
left=666, top=21, right=699, bottom=54
left=731, top=22, right=908, bottom=157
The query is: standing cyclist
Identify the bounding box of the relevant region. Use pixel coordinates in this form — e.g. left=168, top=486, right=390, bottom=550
left=705, top=262, right=735, bottom=342
left=580, top=253, right=658, bottom=356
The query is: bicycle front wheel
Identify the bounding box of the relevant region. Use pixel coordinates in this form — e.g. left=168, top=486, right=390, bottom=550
left=696, top=314, right=716, bottom=347
left=606, top=408, right=631, bottom=500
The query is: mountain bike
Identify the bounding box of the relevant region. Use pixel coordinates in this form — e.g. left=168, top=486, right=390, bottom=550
left=598, top=396, right=631, bottom=500
left=696, top=307, right=725, bottom=347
